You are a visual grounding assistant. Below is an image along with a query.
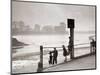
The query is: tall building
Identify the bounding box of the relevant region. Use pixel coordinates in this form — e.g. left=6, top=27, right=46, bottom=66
left=34, top=24, right=41, bottom=33
left=41, top=25, right=53, bottom=33
left=54, top=22, right=66, bottom=33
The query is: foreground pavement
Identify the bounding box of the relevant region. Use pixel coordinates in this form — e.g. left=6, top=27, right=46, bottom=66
left=43, top=54, right=96, bottom=72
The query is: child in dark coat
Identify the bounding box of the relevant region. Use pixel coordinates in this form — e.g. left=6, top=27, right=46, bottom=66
left=49, top=51, right=53, bottom=65
left=62, top=45, right=69, bottom=62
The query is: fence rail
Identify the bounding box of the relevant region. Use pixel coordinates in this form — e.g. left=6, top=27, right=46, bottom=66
left=43, top=43, right=89, bottom=49
left=37, top=42, right=92, bottom=72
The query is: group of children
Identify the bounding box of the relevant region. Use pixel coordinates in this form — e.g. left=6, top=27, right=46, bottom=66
left=49, top=48, right=58, bottom=65
left=48, top=45, right=70, bottom=65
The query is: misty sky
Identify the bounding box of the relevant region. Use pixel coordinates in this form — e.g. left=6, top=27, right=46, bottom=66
left=12, top=1, right=95, bottom=32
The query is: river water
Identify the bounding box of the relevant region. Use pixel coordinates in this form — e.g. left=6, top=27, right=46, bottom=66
left=12, top=33, right=94, bottom=54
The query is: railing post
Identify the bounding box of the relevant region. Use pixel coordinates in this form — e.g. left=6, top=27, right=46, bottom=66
left=40, top=45, right=43, bottom=69
left=37, top=45, right=43, bottom=72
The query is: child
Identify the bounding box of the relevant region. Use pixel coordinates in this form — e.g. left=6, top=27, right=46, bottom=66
left=49, top=51, right=53, bottom=65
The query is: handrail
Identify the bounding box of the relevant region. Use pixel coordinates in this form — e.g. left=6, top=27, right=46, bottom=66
left=74, top=43, right=89, bottom=46
left=43, top=47, right=62, bottom=48
left=43, top=43, right=89, bottom=49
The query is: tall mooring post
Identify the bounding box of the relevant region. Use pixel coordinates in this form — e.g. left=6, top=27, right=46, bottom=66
left=67, top=19, right=75, bottom=59
left=37, top=45, right=43, bottom=72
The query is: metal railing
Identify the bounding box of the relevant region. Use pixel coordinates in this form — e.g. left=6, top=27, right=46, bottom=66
left=37, top=42, right=92, bottom=72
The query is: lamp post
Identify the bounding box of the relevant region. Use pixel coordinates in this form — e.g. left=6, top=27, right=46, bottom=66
left=67, top=19, right=75, bottom=59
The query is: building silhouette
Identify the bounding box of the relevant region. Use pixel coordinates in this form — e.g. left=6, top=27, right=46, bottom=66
left=54, top=22, right=66, bottom=33
left=41, top=25, right=54, bottom=33
left=34, top=24, right=41, bottom=33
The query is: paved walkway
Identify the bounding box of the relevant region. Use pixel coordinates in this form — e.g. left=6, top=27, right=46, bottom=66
left=43, top=54, right=96, bottom=72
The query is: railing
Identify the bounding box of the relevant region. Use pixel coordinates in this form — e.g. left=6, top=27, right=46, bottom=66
left=37, top=42, right=94, bottom=72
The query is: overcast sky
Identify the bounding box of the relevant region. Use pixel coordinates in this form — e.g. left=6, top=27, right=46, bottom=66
left=12, top=1, right=95, bottom=32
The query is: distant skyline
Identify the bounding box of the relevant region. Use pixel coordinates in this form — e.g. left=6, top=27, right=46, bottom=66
left=12, top=21, right=67, bottom=35
left=12, top=1, right=95, bottom=32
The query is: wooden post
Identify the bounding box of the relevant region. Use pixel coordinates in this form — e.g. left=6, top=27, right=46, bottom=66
left=40, top=45, right=43, bottom=68
left=37, top=45, right=43, bottom=72
left=67, top=19, right=75, bottom=59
